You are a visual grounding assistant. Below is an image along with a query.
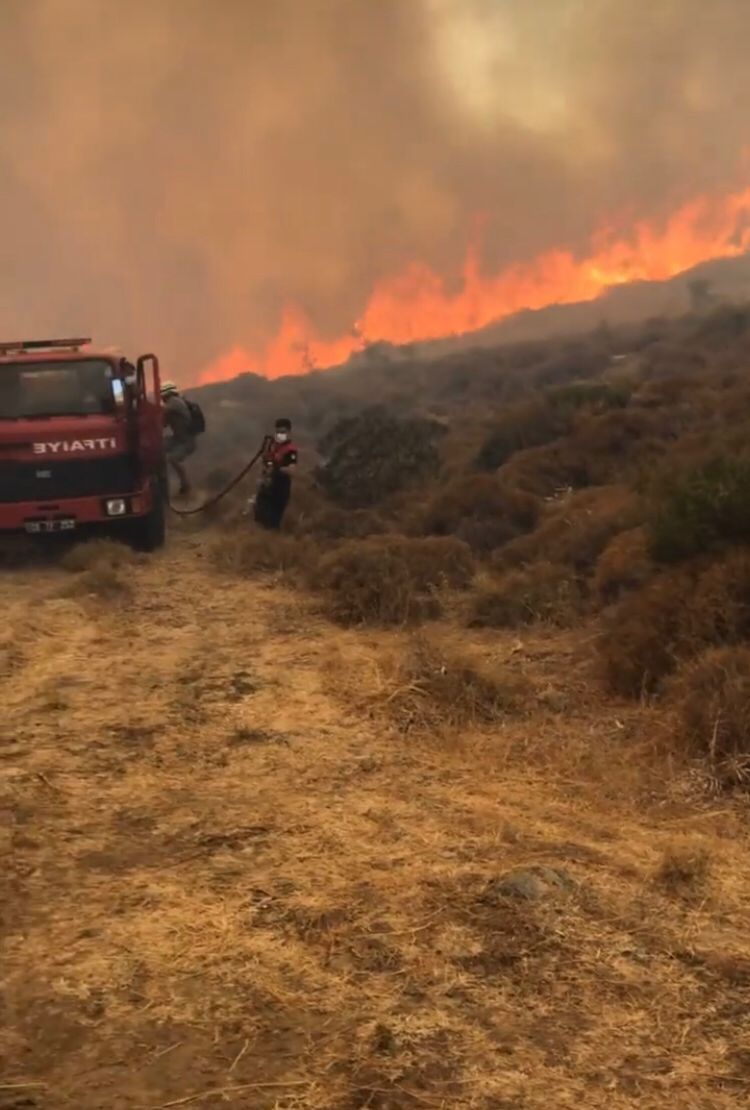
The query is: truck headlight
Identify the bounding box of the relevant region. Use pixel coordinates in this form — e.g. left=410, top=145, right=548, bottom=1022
left=105, top=499, right=127, bottom=517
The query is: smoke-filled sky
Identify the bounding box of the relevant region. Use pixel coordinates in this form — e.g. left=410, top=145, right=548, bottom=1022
left=1, top=0, right=749, bottom=378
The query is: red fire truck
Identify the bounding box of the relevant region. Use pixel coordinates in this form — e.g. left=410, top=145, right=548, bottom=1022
left=0, top=338, right=167, bottom=550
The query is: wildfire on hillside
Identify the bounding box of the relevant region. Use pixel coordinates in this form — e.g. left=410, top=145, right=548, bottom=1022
left=199, top=186, right=750, bottom=385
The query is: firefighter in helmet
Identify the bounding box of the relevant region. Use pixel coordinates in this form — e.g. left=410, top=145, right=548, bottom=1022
left=160, top=381, right=196, bottom=497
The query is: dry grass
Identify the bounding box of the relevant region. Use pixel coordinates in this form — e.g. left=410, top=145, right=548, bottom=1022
left=59, top=563, right=134, bottom=600
left=3, top=534, right=750, bottom=1109
left=210, top=528, right=319, bottom=577
left=60, top=537, right=140, bottom=573
left=656, top=840, right=713, bottom=898
left=55, top=539, right=141, bottom=600
left=312, top=535, right=475, bottom=626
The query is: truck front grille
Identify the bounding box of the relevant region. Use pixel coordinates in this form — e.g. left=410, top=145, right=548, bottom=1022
left=0, top=456, right=139, bottom=503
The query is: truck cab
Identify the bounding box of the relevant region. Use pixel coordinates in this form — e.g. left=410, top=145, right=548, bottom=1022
left=0, top=338, right=167, bottom=550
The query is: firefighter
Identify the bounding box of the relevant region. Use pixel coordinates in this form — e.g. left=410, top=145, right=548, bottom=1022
left=160, top=381, right=196, bottom=497
left=253, top=418, right=298, bottom=530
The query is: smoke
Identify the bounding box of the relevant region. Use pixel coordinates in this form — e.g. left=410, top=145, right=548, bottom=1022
left=1, top=0, right=749, bottom=379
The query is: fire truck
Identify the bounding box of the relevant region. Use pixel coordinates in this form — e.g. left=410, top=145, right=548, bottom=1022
left=0, top=338, right=167, bottom=550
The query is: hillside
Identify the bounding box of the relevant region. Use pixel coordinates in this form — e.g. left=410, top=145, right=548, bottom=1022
left=189, top=250, right=750, bottom=432
left=190, top=288, right=750, bottom=488
left=4, top=296, right=750, bottom=1107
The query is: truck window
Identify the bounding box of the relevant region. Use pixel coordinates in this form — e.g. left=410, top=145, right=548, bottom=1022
left=0, top=359, right=117, bottom=419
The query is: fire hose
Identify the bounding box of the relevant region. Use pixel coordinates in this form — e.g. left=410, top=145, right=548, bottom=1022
left=167, top=436, right=272, bottom=517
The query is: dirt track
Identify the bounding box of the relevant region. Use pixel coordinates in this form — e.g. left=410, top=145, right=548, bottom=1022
left=2, top=532, right=750, bottom=1109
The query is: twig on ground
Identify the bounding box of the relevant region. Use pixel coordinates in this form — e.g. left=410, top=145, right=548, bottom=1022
left=228, top=1038, right=249, bottom=1073
left=0, top=1082, right=48, bottom=1090
left=353, top=911, right=442, bottom=938
left=152, top=1042, right=184, bottom=1061
left=150, top=1080, right=308, bottom=1108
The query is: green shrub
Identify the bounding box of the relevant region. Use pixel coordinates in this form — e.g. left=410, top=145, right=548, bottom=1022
left=315, top=407, right=444, bottom=509
left=648, top=455, right=750, bottom=563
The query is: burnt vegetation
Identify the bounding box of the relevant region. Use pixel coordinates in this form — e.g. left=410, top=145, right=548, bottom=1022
left=197, top=299, right=750, bottom=788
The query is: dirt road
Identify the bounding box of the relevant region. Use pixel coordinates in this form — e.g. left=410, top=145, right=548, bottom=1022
left=2, top=533, right=749, bottom=1109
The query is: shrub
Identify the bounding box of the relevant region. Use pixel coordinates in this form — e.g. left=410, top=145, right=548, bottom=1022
left=599, top=551, right=750, bottom=697
left=470, top=562, right=584, bottom=629
left=315, top=407, right=444, bottom=509
left=571, top=408, right=675, bottom=485
left=647, top=455, right=750, bottom=563
left=302, top=505, right=388, bottom=541
left=688, top=304, right=750, bottom=347
left=381, top=639, right=532, bottom=733
left=688, top=551, right=750, bottom=644
left=422, top=474, right=539, bottom=554
left=532, top=342, right=610, bottom=387
left=548, top=380, right=631, bottom=414
left=394, top=535, right=476, bottom=590
left=498, top=486, right=639, bottom=573
left=498, top=440, right=590, bottom=498
left=594, top=527, right=653, bottom=603
left=667, top=646, right=750, bottom=786
left=312, top=535, right=474, bottom=626
left=475, top=398, right=566, bottom=471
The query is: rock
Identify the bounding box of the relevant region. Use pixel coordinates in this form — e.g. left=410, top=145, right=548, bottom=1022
left=488, top=865, right=577, bottom=902
left=356, top=756, right=380, bottom=773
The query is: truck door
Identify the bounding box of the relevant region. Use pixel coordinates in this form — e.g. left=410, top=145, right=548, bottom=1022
left=136, top=354, right=165, bottom=479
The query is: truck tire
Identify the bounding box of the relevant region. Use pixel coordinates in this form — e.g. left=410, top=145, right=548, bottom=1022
left=129, top=482, right=166, bottom=552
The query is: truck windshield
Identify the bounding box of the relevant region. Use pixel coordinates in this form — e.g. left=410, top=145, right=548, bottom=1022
left=0, top=359, right=118, bottom=419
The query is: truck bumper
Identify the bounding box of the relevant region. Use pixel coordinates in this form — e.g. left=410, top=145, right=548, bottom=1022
left=0, top=481, right=155, bottom=533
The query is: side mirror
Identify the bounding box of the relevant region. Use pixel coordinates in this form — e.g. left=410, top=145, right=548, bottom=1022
left=111, top=379, right=125, bottom=408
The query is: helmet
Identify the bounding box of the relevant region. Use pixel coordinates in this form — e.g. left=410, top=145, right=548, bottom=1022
left=160, top=380, right=178, bottom=395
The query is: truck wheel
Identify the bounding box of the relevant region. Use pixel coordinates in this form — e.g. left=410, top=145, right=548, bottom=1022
left=129, top=484, right=166, bottom=552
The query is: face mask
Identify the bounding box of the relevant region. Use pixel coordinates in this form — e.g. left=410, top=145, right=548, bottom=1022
left=275, top=431, right=289, bottom=443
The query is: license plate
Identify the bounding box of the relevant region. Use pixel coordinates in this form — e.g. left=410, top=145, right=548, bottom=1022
left=24, top=519, right=76, bottom=534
